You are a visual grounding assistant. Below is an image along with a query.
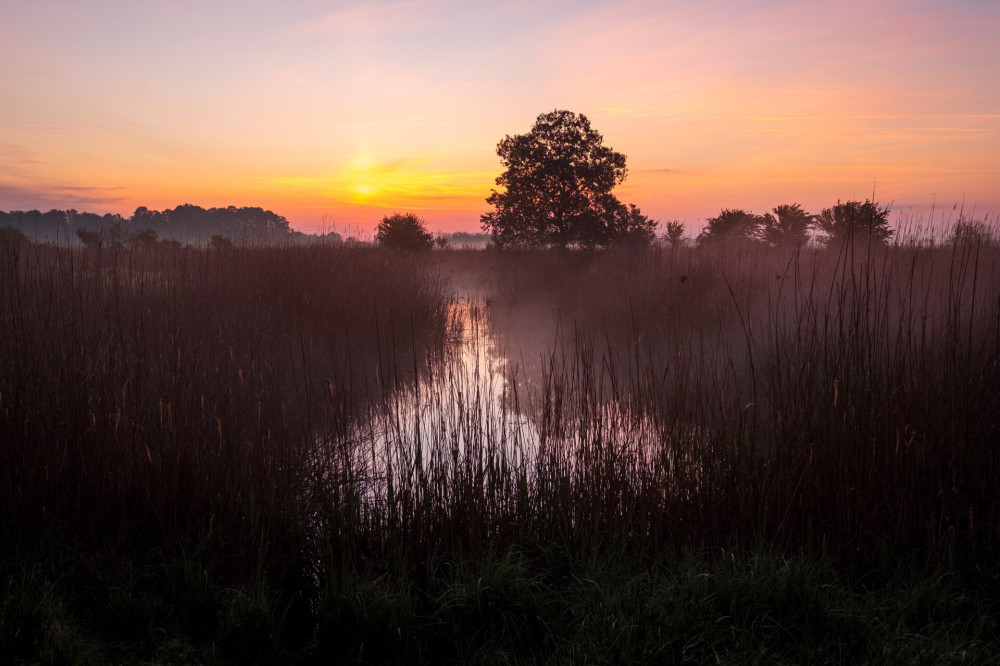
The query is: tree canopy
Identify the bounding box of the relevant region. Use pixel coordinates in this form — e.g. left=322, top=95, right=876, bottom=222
left=0, top=204, right=347, bottom=246
left=376, top=213, right=434, bottom=251
left=762, top=204, right=813, bottom=247
left=697, top=209, right=767, bottom=244
left=481, top=110, right=656, bottom=249
left=815, top=200, right=893, bottom=246
left=661, top=221, right=686, bottom=248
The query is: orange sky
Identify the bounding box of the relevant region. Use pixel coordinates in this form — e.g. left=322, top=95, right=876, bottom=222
left=2, top=0, right=998, bottom=236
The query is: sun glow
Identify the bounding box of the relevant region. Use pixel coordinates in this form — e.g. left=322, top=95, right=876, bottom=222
left=1, top=1, right=997, bottom=234
left=327, top=151, right=494, bottom=213
left=351, top=182, right=378, bottom=200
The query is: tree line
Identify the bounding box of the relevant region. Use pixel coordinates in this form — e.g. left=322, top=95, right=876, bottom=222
left=4, top=109, right=993, bottom=251
left=0, top=204, right=342, bottom=246
left=475, top=109, right=911, bottom=250
left=689, top=200, right=893, bottom=247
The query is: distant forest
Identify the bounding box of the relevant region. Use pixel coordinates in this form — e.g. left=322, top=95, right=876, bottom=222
left=0, top=204, right=341, bottom=245
left=0, top=204, right=494, bottom=247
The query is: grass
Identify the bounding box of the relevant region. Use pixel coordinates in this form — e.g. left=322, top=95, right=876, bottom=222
left=2, top=229, right=999, bottom=662
left=478, top=237, right=1000, bottom=561
left=3, top=543, right=998, bottom=663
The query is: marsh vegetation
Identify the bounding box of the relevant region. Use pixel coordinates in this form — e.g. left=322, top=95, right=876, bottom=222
left=2, top=225, right=1000, bottom=663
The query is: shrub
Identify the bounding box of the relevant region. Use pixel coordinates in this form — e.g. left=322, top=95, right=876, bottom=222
left=376, top=213, right=434, bottom=250
left=815, top=199, right=892, bottom=245
left=661, top=220, right=686, bottom=248
left=697, top=208, right=767, bottom=244
left=762, top=203, right=812, bottom=247
left=951, top=218, right=998, bottom=246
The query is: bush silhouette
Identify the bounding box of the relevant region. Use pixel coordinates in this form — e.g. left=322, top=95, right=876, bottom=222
left=762, top=204, right=813, bottom=247
left=697, top=209, right=767, bottom=244
left=661, top=221, right=686, bottom=248
left=815, top=200, right=892, bottom=246
left=376, top=213, right=434, bottom=251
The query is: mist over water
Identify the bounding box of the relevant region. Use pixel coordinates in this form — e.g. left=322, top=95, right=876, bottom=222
left=312, top=298, right=535, bottom=506
left=367, top=298, right=536, bottom=476
left=315, top=280, right=707, bottom=509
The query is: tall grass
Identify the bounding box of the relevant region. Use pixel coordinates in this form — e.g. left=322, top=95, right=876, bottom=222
left=297, top=233, right=1000, bottom=569
left=3, top=231, right=999, bottom=661
left=0, top=242, right=448, bottom=583
left=473, top=237, right=1000, bottom=561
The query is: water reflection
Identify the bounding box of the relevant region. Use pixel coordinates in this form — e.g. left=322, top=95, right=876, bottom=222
left=314, top=297, right=710, bottom=504
left=314, top=299, right=537, bottom=501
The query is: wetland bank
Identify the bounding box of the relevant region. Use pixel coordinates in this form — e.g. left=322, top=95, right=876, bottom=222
left=2, top=236, right=1000, bottom=663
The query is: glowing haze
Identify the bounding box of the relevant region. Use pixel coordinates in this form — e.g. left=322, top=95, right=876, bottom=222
left=2, top=0, right=998, bottom=235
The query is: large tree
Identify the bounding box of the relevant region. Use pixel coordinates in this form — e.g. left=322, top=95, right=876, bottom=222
left=481, top=110, right=656, bottom=248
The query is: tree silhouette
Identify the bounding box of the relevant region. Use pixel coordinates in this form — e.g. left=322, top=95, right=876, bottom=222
left=375, top=213, right=434, bottom=250
left=815, top=200, right=892, bottom=246
left=762, top=203, right=812, bottom=247
left=481, top=109, right=656, bottom=249
left=104, top=223, right=131, bottom=248
left=661, top=220, right=685, bottom=248
left=132, top=228, right=159, bottom=247
left=210, top=234, right=233, bottom=250
left=0, top=226, right=28, bottom=245
left=0, top=226, right=28, bottom=266
left=951, top=218, right=997, bottom=246
left=75, top=228, right=102, bottom=248
left=697, top=209, right=766, bottom=244
left=132, top=206, right=166, bottom=230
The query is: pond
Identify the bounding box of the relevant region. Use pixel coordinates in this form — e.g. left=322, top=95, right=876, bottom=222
left=311, top=293, right=710, bottom=511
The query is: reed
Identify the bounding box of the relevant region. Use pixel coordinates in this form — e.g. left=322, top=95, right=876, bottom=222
left=464, top=236, right=1000, bottom=561
left=3, top=227, right=999, bottom=662
left=0, top=242, right=448, bottom=584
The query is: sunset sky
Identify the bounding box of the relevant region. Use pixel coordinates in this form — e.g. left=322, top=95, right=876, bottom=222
left=2, top=0, right=998, bottom=235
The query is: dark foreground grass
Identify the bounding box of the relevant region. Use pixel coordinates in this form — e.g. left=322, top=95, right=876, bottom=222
left=3, top=234, right=1000, bottom=663
left=3, top=542, right=999, bottom=664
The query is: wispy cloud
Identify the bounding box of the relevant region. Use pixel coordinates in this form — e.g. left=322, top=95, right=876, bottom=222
left=0, top=143, right=42, bottom=167
left=295, top=0, right=442, bottom=35
left=0, top=181, right=128, bottom=210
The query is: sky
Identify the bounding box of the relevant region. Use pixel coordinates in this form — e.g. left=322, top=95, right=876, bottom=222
left=1, top=0, right=998, bottom=235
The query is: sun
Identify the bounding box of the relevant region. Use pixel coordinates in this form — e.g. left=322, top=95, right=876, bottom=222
left=352, top=182, right=378, bottom=200
left=347, top=153, right=382, bottom=202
